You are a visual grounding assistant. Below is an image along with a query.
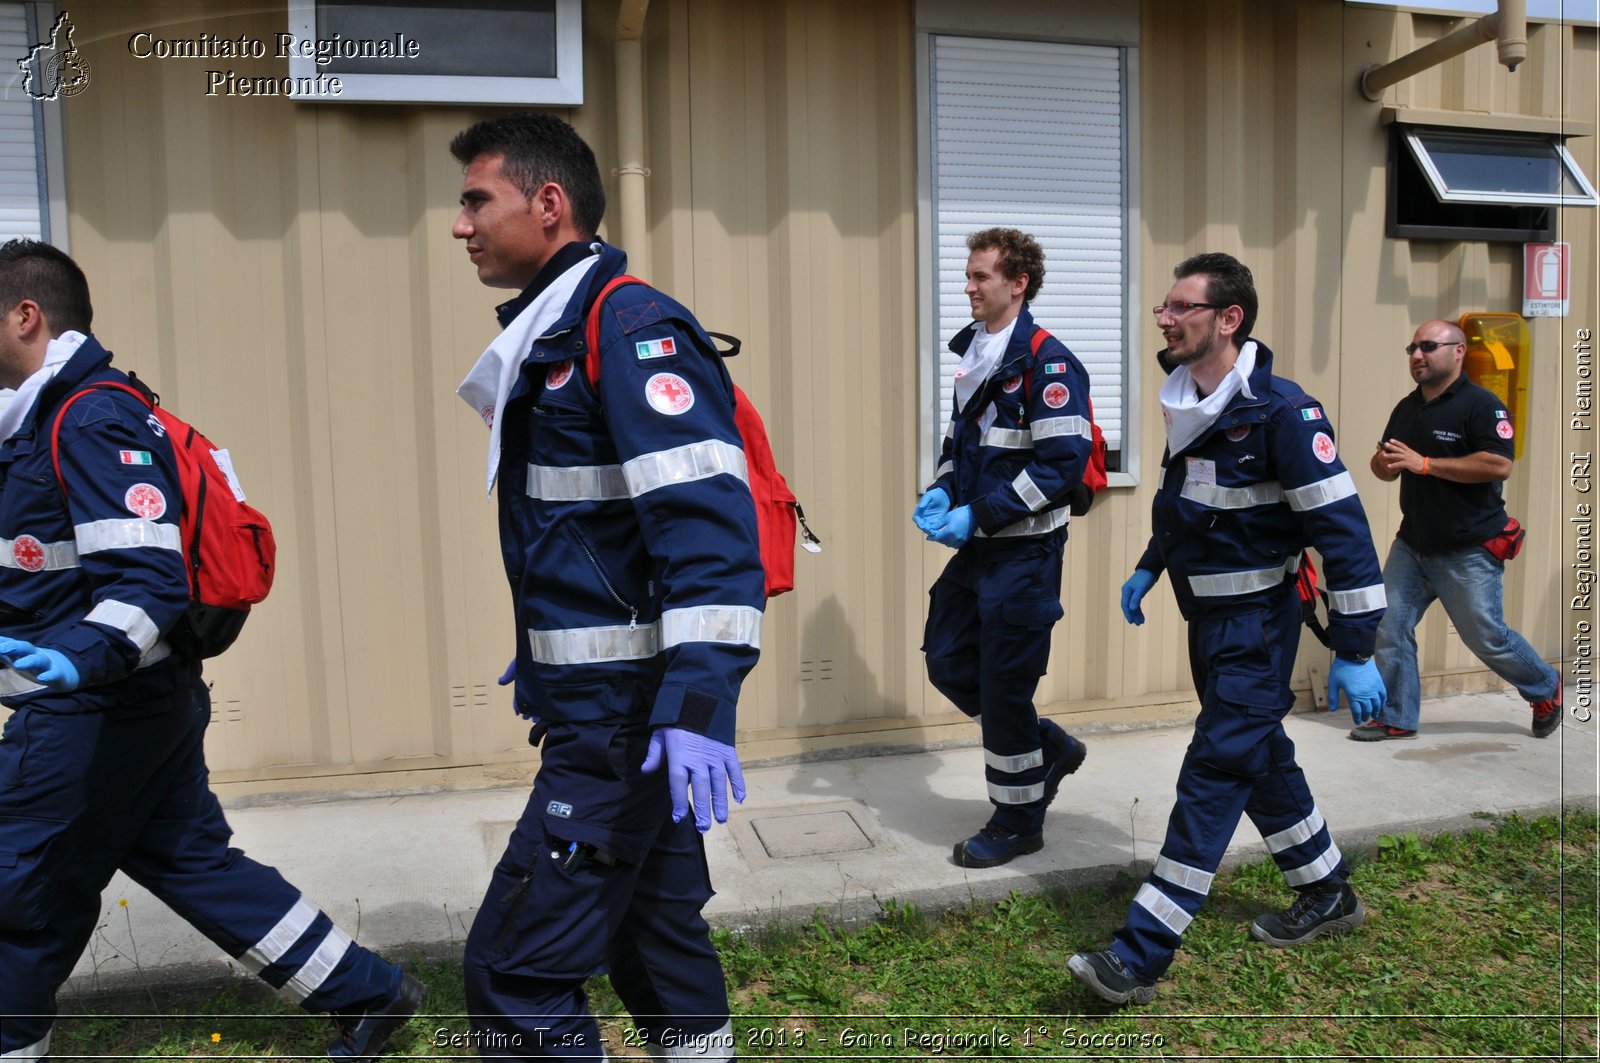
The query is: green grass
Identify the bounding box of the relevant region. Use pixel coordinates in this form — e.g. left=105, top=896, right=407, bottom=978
left=49, top=809, right=1599, bottom=1059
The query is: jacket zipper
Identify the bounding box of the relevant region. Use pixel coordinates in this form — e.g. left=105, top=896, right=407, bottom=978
left=573, top=530, right=638, bottom=631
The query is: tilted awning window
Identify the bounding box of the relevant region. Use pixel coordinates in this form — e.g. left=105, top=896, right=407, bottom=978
left=1401, top=127, right=1598, bottom=207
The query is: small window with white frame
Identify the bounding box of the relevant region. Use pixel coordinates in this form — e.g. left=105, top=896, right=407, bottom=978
left=285, top=0, right=582, bottom=105
left=1401, top=126, right=1598, bottom=207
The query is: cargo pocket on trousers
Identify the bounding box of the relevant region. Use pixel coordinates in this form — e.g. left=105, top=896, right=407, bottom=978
left=0, top=815, right=71, bottom=930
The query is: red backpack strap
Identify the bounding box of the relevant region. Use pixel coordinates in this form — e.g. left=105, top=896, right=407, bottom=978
left=50, top=381, right=152, bottom=497
left=583, top=274, right=648, bottom=387
left=1023, top=325, right=1051, bottom=399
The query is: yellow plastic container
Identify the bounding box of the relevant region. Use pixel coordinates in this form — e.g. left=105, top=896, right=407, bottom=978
left=1458, top=312, right=1528, bottom=460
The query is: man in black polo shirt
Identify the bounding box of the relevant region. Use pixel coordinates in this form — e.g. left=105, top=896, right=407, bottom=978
left=1359, top=319, right=1561, bottom=741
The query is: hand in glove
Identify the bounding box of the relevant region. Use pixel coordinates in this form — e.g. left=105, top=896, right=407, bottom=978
left=913, top=489, right=951, bottom=533
left=0, top=637, right=79, bottom=693
left=498, top=660, right=538, bottom=722
left=1329, top=656, right=1386, bottom=725
left=640, top=727, right=747, bottom=832
left=928, top=505, right=974, bottom=548
left=1120, top=569, right=1158, bottom=626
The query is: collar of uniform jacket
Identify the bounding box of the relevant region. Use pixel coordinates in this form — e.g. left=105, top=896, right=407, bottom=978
left=947, top=304, right=1039, bottom=416
left=458, top=244, right=605, bottom=496
left=1159, top=339, right=1260, bottom=456
left=0, top=330, right=90, bottom=443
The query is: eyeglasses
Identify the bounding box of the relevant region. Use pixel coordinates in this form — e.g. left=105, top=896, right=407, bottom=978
left=1152, top=301, right=1227, bottom=317
left=1404, top=339, right=1461, bottom=355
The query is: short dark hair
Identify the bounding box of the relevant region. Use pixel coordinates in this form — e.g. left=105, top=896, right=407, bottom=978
left=967, top=227, right=1046, bottom=303
left=449, top=113, right=606, bottom=237
left=0, top=239, right=92, bottom=335
left=1174, top=251, right=1257, bottom=340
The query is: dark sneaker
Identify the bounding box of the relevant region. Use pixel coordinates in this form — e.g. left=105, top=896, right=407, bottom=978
left=328, top=973, right=425, bottom=1060
left=1348, top=721, right=1417, bottom=742
left=1249, top=881, right=1366, bottom=948
left=952, top=822, right=1043, bottom=868
left=1531, top=678, right=1562, bottom=738
left=1041, top=730, right=1088, bottom=810
left=1067, top=949, right=1157, bottom=1005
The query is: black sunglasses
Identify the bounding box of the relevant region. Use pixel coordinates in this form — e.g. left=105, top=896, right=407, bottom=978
left=1405, top=339, right=1460, bottom=356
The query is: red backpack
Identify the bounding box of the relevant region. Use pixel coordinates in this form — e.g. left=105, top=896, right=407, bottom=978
left=584, top=275, right=818, bottom=597
left=1027, top=326, right=1108, bottom=515
left=52, top=374, right=276, bottom=657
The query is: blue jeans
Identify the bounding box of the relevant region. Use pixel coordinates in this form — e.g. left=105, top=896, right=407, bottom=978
left=1375, top=539, right=1559, bottom=731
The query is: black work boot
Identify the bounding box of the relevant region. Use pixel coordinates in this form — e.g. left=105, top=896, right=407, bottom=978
left=1066, top=949, right=1157, bottom=1005
left=328, top=972, right=425, bottom=1060
left=1249, top=880, right=1366, bottom=948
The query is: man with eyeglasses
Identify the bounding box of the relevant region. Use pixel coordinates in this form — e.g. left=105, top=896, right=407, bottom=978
left=1068, top=251, right=1387, bottom=1006
left=1359, top=319, right=1561, bottom=741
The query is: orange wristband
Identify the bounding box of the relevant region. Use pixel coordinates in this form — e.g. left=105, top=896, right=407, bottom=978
left=1421, top=457, right=1430, bottom=476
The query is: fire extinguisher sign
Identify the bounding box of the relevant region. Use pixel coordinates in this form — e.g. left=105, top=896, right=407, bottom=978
left=1523, top=242, right=1569, bottom=318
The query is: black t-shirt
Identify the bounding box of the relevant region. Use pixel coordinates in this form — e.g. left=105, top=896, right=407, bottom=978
left=1381, top=373, right=1515, bottom=553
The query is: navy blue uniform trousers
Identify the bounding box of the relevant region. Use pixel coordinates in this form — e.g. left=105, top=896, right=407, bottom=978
left=0, top=677, right=399, bottom=1057
left=1111, top=590, right=1349, bottom=979
left=923, top=534, right=1070, bottom=834
left=464, top=718, right=731, bottom=1060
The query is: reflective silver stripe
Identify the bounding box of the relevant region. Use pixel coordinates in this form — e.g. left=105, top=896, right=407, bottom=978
left=1154, top=855, right=1215, bottom=895
left=1011, top=470, right=1049, bottom=513
left=1030, top=414, right=1093, bottom=442
left=1263, top=807, right=1326, bottom=854
left=933, top=461, right=953, bottom=480
left=86, top=599, right=161, bottom=654
left=240, top=897, right=319, bottom=975
left=0, top=536, right=78, bottom=570
left=981, top=426, right=1032, bottom=450
left=1133, top=882, right=1193, bottom=935
left=282, top=926, right=353, bottom=1003
left=622, top=439, right=748, bottom=498
left=652, top=1020, right=734, bottom=1060
left=529, top=623, right=660, bottom=665
left=984, top=746, right=1044, bottom=773
left=1328, top=583, right=1387, bottom=615
left=1179, top=480, right=1283, bottom=510
left=0, top=1029, right=49, bottom=1059
left=1285, top=471, right=1357, bottom=511
left=0, top=639, right=171, bottom=696
left=987, top=780, right=1045, bottom=804
left=1187, top=557, right=1296, bottom=597
left=660, top=605, right=762, bottom=650
left=977, top=506, right=1070, bottom=539
left=525, top=462, right=629, bottom=502
left=1283, top=843, right=1344, bottom=888
left=75, top=518, right=182, bottom=555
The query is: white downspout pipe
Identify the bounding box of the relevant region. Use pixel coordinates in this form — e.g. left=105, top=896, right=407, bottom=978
left=1360, top=0, right=1527, bottom=102
left=616, top=0, right=651, bottom=274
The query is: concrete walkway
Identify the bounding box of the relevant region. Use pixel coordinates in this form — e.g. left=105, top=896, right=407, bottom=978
left=64, top=687, right=1595, bottom=996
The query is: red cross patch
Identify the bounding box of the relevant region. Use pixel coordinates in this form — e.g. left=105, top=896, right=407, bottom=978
left=645, top=373, right=695, bottom=416
left=1312, top=431, right=1337, bottom=464
left=1226, top=425, right=1250, bottom=442
left=1002, top=376, right=1022, bottom=394
left=547, top=360, right=574, bottom=390
left=12, top=535, right=45, bottom=572
left=1042, top=383, right=1070, bottom=409
left=1496, top=419, right=1513, bottom=440
left=125, top=483, right=167, bottom=519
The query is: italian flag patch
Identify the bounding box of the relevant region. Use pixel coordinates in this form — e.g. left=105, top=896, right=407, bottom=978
left=635, top=337, right=677, bottom=360
left=1301, top=407, right=1324, bottom=421
left=119, top=450, right=152, bottom=465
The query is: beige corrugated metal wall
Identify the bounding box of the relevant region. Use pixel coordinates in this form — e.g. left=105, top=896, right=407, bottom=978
left=50, top=0, right=1594, bottom=780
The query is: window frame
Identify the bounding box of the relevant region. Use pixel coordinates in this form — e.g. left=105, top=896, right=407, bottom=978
left=1400, top=125, right=1599, bottom=207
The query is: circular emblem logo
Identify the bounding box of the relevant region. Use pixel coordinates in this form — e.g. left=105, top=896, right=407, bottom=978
left=646, top=373, right=695, bottom=416
left=546, top=360, right=574, bottom=390
left=1312, top=431, right=1337, bottom=464
left=12, top=535, right=45, bottom=572
left=1042, top=382, right=1070, bottom=409
left=1225, top=425, right=1251, bottom=442
left=1496, top=419, right=1514, bottom=440
left=125, top=483, right=167, bottom=519
left=1001, top=376, right=1022, bottom=394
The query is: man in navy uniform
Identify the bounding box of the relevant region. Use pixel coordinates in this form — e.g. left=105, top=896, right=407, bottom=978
left=1069, top=252, right=1387, bottom=1005
left=451, top=113, right=764, bottom=1057
left=916, top=227, right=1093, bottom=869
left=0, top=239, right=421, bottom=1060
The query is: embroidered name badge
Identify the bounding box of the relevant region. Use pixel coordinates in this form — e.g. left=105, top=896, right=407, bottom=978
left=1312, top=431, right=1337, bottom=464
left=1301, top=407, right=1324, bottom=421
left=1044, top=361, right=1068, bottom=375
left=119, top=450, right=152, bottom=465
left=636, top=337, right=677, bottom=361
left=546, top=360, right=574, bottom=390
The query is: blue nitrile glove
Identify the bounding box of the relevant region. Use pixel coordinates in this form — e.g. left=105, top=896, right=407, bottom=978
left=1120, top=569, right=1158, bottom=625
left=928, top=505, right=974, bottom=548
left=640, top=727, right=747, bottom=832
left=1329, top=656, right=1386, bottom=725
left=0, top=636, right=80, bottom=693
left=498, top=660, right=538, bottom=722
left=913, top=488, right=951, bottom=533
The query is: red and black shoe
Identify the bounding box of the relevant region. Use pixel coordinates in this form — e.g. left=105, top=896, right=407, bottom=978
left=1531, top=678, right=1562, bottom=739
left=1348, top=721, right=1417, bottom=742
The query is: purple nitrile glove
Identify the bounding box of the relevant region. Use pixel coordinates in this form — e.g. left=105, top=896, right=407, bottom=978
left=0, top=636, right=79, bottom=693
left=640, top=726, right=747, bottom=832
